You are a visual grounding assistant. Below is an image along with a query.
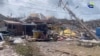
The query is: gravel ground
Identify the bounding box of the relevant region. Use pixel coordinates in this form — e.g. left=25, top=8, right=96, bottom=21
left=35, top=41, right=79, bottom=56
left=0, top=45, right=19, bottom=56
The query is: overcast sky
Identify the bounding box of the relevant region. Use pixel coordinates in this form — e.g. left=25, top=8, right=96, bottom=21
left=0, top=0, right=100, bottom=21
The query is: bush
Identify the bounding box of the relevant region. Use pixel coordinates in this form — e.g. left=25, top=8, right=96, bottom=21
left=14, top=43, right=43, bottom=56
left=14, top=44, right=33, bottom=56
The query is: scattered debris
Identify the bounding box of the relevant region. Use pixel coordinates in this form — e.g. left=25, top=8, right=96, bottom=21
left=13, top=38, right=24, bottom=44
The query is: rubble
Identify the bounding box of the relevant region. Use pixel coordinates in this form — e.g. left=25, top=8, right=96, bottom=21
left=13, top=38, right=25, bottom=44
left=0, top=41, right=5, bottom=50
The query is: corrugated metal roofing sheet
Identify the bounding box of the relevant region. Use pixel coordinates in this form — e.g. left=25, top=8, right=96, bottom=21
left=3, top=20, right=21, bottom=24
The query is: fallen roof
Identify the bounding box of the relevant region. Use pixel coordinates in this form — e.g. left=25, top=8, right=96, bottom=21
left=3, top=20, right=21, bottom=24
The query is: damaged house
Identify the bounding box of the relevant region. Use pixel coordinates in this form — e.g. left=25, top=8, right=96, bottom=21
left=3, top=20, right=23, bottom=35
left=0, top=14, right=23, bottom=36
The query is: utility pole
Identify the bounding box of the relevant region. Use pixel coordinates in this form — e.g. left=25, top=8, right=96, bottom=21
left=58, top=0, right=99, bottom=40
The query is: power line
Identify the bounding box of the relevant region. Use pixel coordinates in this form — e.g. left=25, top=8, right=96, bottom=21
left=59, top=0, right=99, bottom=40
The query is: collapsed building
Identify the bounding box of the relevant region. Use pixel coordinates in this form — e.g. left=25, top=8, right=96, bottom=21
left=0, top=13, right=80, bottom=38
left=85, top=19, right=100, bottom=29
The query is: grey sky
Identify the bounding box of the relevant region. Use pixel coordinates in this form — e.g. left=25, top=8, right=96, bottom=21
left=0, top=0, right=100, bottom=21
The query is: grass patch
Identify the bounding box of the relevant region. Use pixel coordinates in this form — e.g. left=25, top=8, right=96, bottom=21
left=14, top=43, right=44, bottom=56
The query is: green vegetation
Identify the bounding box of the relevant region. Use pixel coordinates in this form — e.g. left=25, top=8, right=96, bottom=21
left=14, top=43, right=43, bottom=56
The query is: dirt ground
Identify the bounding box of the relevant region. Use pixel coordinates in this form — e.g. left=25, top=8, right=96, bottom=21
left=32, top=41, right=100, bottom=56
left=0, top=41, right=100, bottom=56
left=0, top=45, right=19, bottom=56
